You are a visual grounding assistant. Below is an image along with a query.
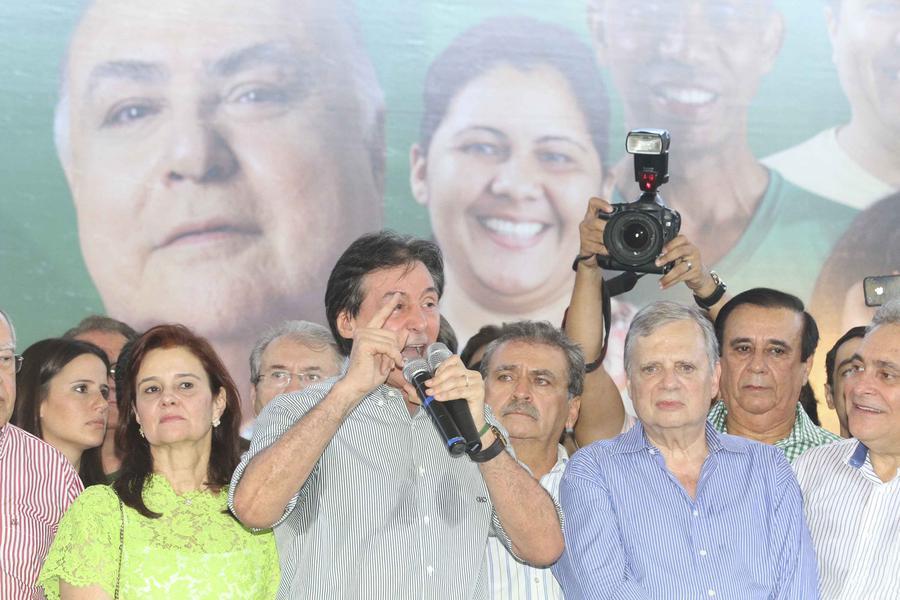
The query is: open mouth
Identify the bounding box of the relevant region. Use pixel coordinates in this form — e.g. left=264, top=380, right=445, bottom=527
left=655, top=85, right=718, bottom=106
left=402, top=344, right=426, bottom=359
left=853, top=402, right=884, bottom=415
left=476, top=216, right=551, bottom=249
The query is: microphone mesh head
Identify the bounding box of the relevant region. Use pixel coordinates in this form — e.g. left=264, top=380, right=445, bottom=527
left=402, top=358, right=431, bottom=383
left=427, top=342, right=453, bottom=371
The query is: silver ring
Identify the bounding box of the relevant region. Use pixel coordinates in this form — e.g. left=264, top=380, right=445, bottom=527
left=685, top=260, right=693, bottom=270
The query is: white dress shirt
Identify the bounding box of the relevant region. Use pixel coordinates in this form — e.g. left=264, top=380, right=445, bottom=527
left=794, top=438, right=900, bottom=600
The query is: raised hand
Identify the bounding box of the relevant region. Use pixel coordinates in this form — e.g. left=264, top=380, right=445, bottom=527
left=341, top=292, right=408, bottom=399
left=655, top=234, right=716, bottom=295
left=578, top=196, right=615, bottom=262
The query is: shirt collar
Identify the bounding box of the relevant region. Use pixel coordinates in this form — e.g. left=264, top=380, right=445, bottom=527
left=845, top=439, right=870, bottom=469
left=710, top=400, right=827, bottom=445
left=783, top=403, right=823, bottom=444
left=551, top=444, right=569, bottom=473
left=609, top=420, right=744, bottom=455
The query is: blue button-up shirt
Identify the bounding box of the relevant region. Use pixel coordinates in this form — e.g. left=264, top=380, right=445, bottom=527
left=552, top=421, right=818, bottom=599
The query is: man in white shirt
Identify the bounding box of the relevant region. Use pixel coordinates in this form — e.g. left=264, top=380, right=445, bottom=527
left=480, top=321, right=586, bottom=599
left=794, top=298, right=900, bottom=599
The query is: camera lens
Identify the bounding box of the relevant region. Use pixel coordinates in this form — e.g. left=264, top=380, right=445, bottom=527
left=623, top=222, right=650, bottom=252
left=603, top=211, right=662, bottom=267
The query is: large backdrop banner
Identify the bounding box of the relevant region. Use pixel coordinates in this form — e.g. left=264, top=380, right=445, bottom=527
left=2, top=0, right=898, bottom=422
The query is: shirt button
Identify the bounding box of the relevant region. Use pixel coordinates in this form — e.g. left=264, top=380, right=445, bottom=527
left=534, top=577, right=540, bottom=584
left=648, top=449, right=657, bottom=455
left=426, top=566, right=434, bottom=576
left=418, top=465, right=426, bottom=476
left=693, top=510, right=699, bottom=517
left=376, top=399, right=385, bottom=407
left=423, top=515, right=430, bottom=525
left=708, top=590, right=716, bottom=597
left=699, top=549, right=707, bottom=557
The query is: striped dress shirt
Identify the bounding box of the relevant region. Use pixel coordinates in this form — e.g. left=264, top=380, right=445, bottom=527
left=794, top=438, right=900, bottom=600
left=708, top=400, right=840, bottom=463
left=0, top=424, right=83, bottom=599
left=486, top=445, right=567, bottom=600
left=229, top=376, right=516, bottom=600
left=552, top=420, right=818, bottom=600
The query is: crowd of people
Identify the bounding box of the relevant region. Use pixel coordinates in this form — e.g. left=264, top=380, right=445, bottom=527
left=2, top=219, right=898, bottom=599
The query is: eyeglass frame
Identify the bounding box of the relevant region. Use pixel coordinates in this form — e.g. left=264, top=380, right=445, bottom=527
left=255, top=369, right=324, bottom=388
left=0, top=352, right=23, bottom=374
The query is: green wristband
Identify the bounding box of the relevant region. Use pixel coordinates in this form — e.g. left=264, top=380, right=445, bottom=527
left=477, top=422, right=492, bottom=438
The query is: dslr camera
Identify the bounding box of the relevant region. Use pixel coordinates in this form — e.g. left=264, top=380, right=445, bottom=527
left=597, top=129, right=681, bottom=274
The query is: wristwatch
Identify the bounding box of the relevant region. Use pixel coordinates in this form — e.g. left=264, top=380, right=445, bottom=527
left=469, top=426, right=507, bottom=463
left=694, top=271, right=727, bottom=309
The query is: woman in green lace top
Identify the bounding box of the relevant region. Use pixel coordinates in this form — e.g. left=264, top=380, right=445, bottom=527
left=39, top=325, right=279, bottom=599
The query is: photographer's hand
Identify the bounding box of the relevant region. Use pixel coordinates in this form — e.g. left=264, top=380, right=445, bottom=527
left=656, top=235, right=712, bottom=293
left=578, top=197, right=614, bottom=262
left=656, top=235, right=730, bottom=317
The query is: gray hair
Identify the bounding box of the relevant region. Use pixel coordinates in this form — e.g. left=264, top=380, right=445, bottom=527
left=249, top=320, right=340, bottom=384
left=53, top=0, right=385, bottom=188
left=62, top=314, right=138, bottom=342
left=869, top=298, right=900, bottom=331
left=624, top=301, right=719, bottom=376
left=0, top=308, right=16, bottom=348
left=479, top=320, right=585, bottom=399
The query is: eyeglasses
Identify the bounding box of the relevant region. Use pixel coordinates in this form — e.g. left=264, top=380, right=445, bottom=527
left=0, top=353, right=23, bottom=374
left=257, top=369, right=323, bottom=389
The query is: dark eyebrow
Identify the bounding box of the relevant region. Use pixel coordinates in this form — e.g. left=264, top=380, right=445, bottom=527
left=535, top=135, right=589, bottom=153
left=453, top=126, right=507, bottom=140
left=836, top=356, right=857, bottom=372
left=210, top=42, right=303, bottom=78
left=136, top=373, right=201, bottom=386
left=730, top=337, right=791, bottom=349
left=87, top=60, right=168, bottom=96
left=874, top=359, right=900, bottom=372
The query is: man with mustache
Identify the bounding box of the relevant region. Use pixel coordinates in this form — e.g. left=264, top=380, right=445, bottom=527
left=230, top=231, right=563, bottom=599
left=710, top=288, right=840, bottom=462
left=480, top=320, right=589, bottom=599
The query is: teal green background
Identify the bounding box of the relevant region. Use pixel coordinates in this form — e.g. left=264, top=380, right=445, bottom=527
left=0, top=0, right=848, bottom=348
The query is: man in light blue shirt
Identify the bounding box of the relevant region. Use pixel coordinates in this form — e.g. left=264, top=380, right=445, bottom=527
left=552, top=301, right=817, bottom=599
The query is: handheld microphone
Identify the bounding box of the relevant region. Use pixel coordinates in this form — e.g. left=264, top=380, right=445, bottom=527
left=427, top=343, right=483, bottom=454
left=402, top=358, right=467, bottom=456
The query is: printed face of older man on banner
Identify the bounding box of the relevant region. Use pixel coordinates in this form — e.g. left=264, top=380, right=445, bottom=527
left=54, top=0, right=384, bottom=421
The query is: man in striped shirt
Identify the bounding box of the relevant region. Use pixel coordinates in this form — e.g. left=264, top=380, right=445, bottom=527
left=794, top=299, right=900, bottom=599
left=230, top=232, right=564, bottom=599
left=0, top=309, right=83, bottom=599
left=553, top=301, right=817, bottom=599
left=480, top=321, right=586, bottom=600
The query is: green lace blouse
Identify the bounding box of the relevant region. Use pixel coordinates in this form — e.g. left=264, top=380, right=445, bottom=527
left=39, top=476, right=279, bottom=599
